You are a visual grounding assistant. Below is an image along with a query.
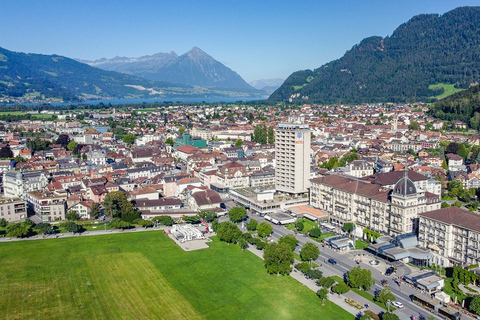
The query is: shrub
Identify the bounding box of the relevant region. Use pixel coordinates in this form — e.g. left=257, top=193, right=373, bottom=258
left=317, top=276, right=335, bottom=288
left=295, top=261, right=311, bottom=273
left=309, top=227, right=322, bottom=238
left=304, top=269, right=323, bottom=280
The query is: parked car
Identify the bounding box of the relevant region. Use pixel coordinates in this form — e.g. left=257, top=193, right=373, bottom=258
left=385, top=266, right=395, bottom=276
left=391, top=301, right=403, bottom=308
left=328, top=258, right=337, bottom=265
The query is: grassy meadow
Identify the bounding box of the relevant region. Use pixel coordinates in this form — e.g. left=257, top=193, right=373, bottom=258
left=0, top=231, right=353, bottom=320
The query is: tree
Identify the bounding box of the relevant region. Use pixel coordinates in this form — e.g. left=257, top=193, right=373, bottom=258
left=300, top=242, right=320, bottom=265
left=257, top=221, right=273, bottom=238
left=375, top=288, right=395, bottom=305
left=165, top=137, right=175, bottom=146
left=123, top=133, right=136, bottom=145
left=317, top=276, right=336, bottom=288
left=457, top=143, right=469, bottom=160
left=309, top=227, right=322, bottom=238
left=278, top=234, right=299, bottom=251
left=346, top=267, right=375, bottom=290
left=103, top=191, right=133, bottom=219
left=56, top=134, right=70, bottom=148
left=152, top=216, right=174, bottom=226
left=234, top=139, right=243, bottom=147
left=237, top=238, right=248, bottom=252
left=409, top=121, right=419, bottom=130
left=108, top=218, right=132, bottom=230
left=178, top=126, right=186, bottom=134
left=198, top=211, right=216, bottom=223
left=90, top=202, right=101, bottom=219
left=6, top=222, right=31, bottom=238
left=382, top=313, right=399, bottom=320
left=122, top=210, right=141, bottom=223
left=263, top=242, right=294, bottom=275
left=295, top=220, right=304, bottom=232
left=342, top=222, right=355, bottom=233
left=295, top=261, right=311, bottom=273
left=82, top=152, right=87, bottom=161
left=216, top=221, right=242, bottom=244
left=62, top=221, right=81, bottom=233
left=470, top=294, right=480, bottom=315
left=228, top=206, right=247, bottom=223
left=0, top=218, right=7, bottom=228
left=267, top=126, right=275, bottom=144
left=35, top=223, right=52, bottom=235
left=246, top=218, right=259, bottom=231
left=0, top=146, right=13, bottom=159
left=65, top=210, right=79, bottom=221
left=253, top=124, right=267, bottom=144
left=304, top=269, right=323, bottom=280
left=332, top=282, right=350, bottom=294
left=67, top=140, right=78, bottom=153
left=316, top=288, right=329, bottom=306
left=135, top=219, right=153, bottom=228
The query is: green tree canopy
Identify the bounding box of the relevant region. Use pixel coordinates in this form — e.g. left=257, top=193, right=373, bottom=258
left=375, top=288, right=396, bottom=305
left=234, top=139, right=243, bottom=147
left=199, top=211, right=217, bottom=223
left=300, top=242, right=320, bottom=263
left=246, top=218, right=259, bottom=231
left=263, top=242, right=294, bottom=275
left=216, top=221, right=242, bottom=244
left=316, top=288, right=329, bottom=306
left=342, top=222, right=355, bottom=233
left=90, top=202, right=101, bottom=219
left=278, top=234, right=299, bottom=251
left=470, top=294, right=480, bottom=315
left=228, top=206, right=247, bottom=223
left=346, top=267, right=375, bottom=290
left=257, top=221, right=273, bottom=238
left=103, top=191, right=134, bottom=219
left=65, top=210, right=79, bottom=221
left=34, top=223, right=52, bottom=235
left=152, top=216, right=174, bottom=226
left=6, top=222, right=31, bottom=238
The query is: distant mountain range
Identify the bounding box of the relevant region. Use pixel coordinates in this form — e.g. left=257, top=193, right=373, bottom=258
left=248, top=78, right=284, bottom=93
left=0, top=46, right=264, bottom=103
left=270, top=6, right=480, bottom=104
left=79, top=47, right=256, bottom=92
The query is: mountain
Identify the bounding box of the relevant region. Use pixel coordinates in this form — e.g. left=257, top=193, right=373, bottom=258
left=270, top=6, right=480, bottom=104
left=0, top=47, right=264, bottom=103
left=0, top=46, right=192, bottom=103
left=429, top=84, right=480, bottom=129
left=249, top=78, right=284, bottom=93
left=81, top=47, right=256, bottom=92
left=77, top=51, right=178, bottom=77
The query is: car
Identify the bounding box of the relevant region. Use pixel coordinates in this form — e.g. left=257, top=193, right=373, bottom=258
left=385, top=266, right=395, bottom=276
left=220, top=203, right=227, bottom=209
left=391, top=301, right=403, bottom=309
left=328, top=258, right=337, bottom=265
left=381, top=280, right=389, bottom=287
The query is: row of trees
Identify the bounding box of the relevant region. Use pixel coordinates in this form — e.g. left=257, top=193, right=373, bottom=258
left=252, top=124, right=275, bottom=145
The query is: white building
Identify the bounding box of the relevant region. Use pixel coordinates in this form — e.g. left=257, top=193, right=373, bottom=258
left=3, top=171, right=49, bottom=199
left=275, top=116, right=311, bottom=194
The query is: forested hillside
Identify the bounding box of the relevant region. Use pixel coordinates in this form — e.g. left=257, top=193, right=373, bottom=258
left=429, top=84, right=480, bottom=129
left=270, top=7, right=480, bottom=104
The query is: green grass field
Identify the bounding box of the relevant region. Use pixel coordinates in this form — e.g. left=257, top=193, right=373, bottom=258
left=0, top=232, right=353, bottom=320
left=429, top=83, right=463, bottom=99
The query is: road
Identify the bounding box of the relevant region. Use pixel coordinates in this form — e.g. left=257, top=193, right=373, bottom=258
left=243, top=212, right=447, bottom=320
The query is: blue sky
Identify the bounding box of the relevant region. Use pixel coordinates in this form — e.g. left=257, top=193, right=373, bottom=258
left=0, top=1, right=478, bottom=82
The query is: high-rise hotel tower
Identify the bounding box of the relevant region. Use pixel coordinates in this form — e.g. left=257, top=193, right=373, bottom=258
left=275, top=115, right=311, bottom=194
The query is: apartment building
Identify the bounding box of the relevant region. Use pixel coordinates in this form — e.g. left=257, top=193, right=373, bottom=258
left=26, top=190, right=66, bottom=222
left=0, top=198, right=27, bottom=222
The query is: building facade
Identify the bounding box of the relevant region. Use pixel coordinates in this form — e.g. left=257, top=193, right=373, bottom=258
left=3, top=171, right=49, bottom=199
left=275, top=116, right=311, bottom=194
left=0, top=198, right=27, bottom=222
left=418, top=207, right=480, bottom=267
left=310, top=172, right=441, bottom=237
left=26, top=191, right=66, bottom=222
